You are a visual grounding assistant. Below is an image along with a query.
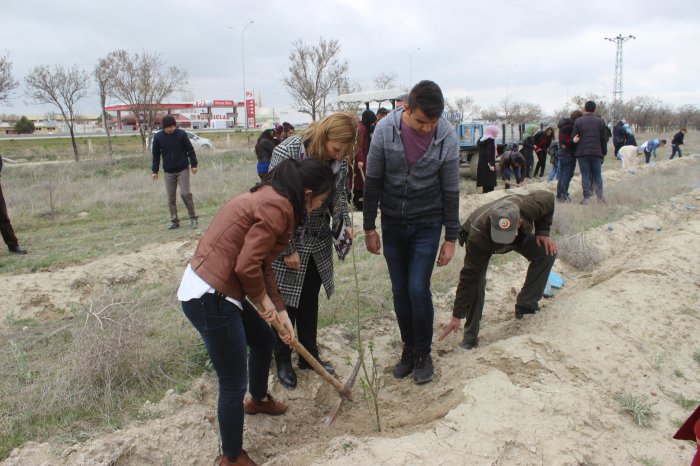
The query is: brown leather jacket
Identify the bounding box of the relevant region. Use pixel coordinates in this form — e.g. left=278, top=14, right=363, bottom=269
left=190, top=185, right=295, bottom=311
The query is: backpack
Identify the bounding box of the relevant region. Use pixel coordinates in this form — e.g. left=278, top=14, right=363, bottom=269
left=547, top=142, right=559, bottom=157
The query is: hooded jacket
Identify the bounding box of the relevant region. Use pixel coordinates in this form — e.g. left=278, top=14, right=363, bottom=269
left=453, top=191, right=555, bottom=319
left=557, top=117, right=575, bottom=155
left=363, top=107, right=460, bottom=240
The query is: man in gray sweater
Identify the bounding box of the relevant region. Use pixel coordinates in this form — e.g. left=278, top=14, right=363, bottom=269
left=363, top=80, right=460, bottom=384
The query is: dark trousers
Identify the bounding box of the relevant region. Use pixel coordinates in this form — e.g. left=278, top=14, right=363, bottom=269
left=644, top=150, right=653, bottom=164
left=274, top=256, right=323, bottom=364
left=556, top=152, right=576, bottom=201
left=524, top=152, right=534, bottom=178
left=534, top=150, right=547, bottom=177
left=382, top=222, right=442, bottom=354
left=461, top=234, right=556, bottom=344
left=670, top=144, right=682, bottom=159
left=164, top=168, right=196, bottom=223
left=0, top=180, right=19, bottom=249
left=482, top=185, right=495, bottom=194
left=181, top=294, right=274, bottom=458
left=577, top=156, right=604, bottom=201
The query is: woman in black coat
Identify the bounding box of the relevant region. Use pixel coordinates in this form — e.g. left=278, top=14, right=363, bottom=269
left=476, top=125, right=499, bottom=193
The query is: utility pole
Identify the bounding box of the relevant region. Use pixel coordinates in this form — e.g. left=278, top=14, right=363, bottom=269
left=605, top=34, right=635, bottom=122
left=401, top=48, right=420, bottom=88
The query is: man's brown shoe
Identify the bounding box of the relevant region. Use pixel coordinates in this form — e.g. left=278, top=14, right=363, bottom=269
left=244, top=393, right=288, bottom=416
left=217, top=450, right=258, bottom=466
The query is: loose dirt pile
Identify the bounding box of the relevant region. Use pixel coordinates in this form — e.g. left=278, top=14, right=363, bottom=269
left=3, top=158, right=699, bottom=465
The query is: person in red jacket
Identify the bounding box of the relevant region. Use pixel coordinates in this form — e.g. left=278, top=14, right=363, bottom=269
left=177, top=158, right=334, bottom=466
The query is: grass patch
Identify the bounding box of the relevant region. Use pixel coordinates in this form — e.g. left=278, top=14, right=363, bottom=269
left=631, top=454, right=661, bottom=466
left=614, top=392, right=657, bottom=427
left=552, top=161, right=700, bottom=270
left=693, top=349, right=700, bottom=365
left=659, top=386, right=700, bottom=410
left=0, top=286, right=205, bottom=460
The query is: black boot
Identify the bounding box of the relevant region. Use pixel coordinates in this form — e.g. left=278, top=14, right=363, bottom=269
left=393, top=344, right=413, bottom=379
left=412, top=350, right=434, bottom=384
left=299, top=357, right=335, bottom=376
left=514, top=304, right=539, bottom=320
left=276, top=360, right=297, bottom=389
left=459, top=334, right=478, bottom=350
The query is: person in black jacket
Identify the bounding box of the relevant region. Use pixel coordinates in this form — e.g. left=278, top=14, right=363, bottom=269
left=533, top=127, right=554, bottom=178
left=572, top=101, right=609, bottom=203
left=499, top=145, right=525, bottom=189
left=476, top=125, right=499, bottom=193
left=556, top=110, right=582, bottom=202
left=0, top=154, right=27, bottom=254
left=670, top=128, right=687, bottom=159
left=151, top=115, right=199, bottom=229
left=612, top=121, right=626, bottom=159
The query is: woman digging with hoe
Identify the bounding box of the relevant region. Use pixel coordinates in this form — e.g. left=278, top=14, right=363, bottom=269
left=177, top=158, right=335, bottom=466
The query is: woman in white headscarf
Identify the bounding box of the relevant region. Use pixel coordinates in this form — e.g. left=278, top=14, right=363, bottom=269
left=476, top=125, right=499, bottom=193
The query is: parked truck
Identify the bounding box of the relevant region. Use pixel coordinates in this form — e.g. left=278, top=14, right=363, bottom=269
left=456, top=122, right=525, bottom=178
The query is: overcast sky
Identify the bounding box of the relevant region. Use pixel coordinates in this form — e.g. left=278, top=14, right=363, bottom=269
left=1, top=0, right=699, bottom=123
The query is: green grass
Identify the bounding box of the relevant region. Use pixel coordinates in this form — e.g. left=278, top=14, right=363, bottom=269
left=614, top=392, right=657, bottom=427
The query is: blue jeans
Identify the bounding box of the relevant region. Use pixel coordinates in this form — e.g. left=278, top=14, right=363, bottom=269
left=577, top=156, right=604, bottom=201
left=382, top=222, right=442, bottom=354
left=181, top=294, right=275, bottom=458
left=670, top=144, right=682, bottom=159
left=502, top=167, right=522, bottom=189
left=547, top=162, right=558, bottom=183
left=556, top=151, right=576, bottom=201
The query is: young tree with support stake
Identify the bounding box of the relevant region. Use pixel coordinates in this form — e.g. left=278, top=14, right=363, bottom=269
left=94, top=57, right=115, bottom=161
left=25, top=64, right=89, bottom=162
left=105, top=50, right=187, bottom=153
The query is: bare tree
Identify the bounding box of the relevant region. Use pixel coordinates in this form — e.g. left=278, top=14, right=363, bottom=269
left=446, top=95, right=479, bottom=125
left=676, top=104, right=698, bottom=130
left=94, top=57, right=114, bottom=161
left=106, top=50, right=188, bottom=151
left=25, top=64, right=90, bottom=161
left=373, top=71, right=398, bottom=90
left=0, top=53, right=19, bottom=105
left=570, top=94, right=609, bottom=120
left=623, top=95, right=661, bottom=132
left=283, top=37, right=349, bottom=121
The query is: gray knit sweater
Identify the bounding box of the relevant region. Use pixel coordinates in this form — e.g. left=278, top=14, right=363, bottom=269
left=363, top=108, right=461, bottom=241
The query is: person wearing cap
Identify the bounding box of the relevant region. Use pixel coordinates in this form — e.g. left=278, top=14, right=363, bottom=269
left=255, top=127, right=279, bottom=178
left=376, top=107, right=390, bottom=121
left=364, top=80, right=460, bottom=384
left=438, top=191, right=557, bottom=350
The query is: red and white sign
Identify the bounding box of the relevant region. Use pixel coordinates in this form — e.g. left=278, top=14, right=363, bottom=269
left=245, top=90, right=256, bottom=128
left=194, top=99, right=236, bottom=108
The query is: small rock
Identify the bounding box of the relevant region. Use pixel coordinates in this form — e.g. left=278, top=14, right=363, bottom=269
left=607, top=224, right=614, bottom=231
left=656, top=227, right=662, bottom=232
left=684, top=204, right=696, bottom=211
left=77, top=211, right=89, bottom=219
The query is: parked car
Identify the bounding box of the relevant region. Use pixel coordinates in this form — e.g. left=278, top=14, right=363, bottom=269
left=147, top=130, right=213, bottom=151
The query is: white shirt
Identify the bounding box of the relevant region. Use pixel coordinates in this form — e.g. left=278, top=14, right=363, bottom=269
left=177, top=264, right=243, bottom=310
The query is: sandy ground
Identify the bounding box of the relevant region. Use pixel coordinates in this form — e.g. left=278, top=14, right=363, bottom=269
left=2, top=157, right=699, bottom=466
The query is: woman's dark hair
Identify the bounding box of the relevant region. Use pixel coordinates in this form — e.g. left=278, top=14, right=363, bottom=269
left=254, top=129, right=276, bottom=156
left=251, top=158, right=334, bottom=219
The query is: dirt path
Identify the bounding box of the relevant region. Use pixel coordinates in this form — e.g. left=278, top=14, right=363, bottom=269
left=2, top=158, right=699, bottom=465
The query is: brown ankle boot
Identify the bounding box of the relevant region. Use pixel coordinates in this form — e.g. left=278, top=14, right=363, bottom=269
left=217, top=450, right=258, bottom=466
left=244, top=393, right=288, bottom=416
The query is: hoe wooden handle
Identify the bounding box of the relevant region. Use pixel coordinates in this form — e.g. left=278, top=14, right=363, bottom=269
left=269, top=318, right=352, bottom=400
